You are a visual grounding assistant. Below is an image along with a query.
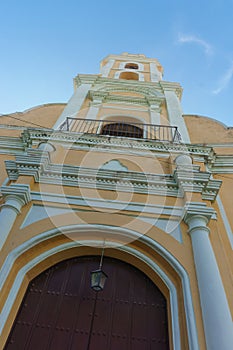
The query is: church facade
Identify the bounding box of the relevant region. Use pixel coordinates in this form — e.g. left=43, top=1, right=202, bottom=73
left=0, top=53, right=232, bottom=349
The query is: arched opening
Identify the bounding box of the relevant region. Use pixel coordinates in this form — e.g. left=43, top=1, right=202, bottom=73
left=124, top=63, right=139, bottom=70
left=4, top=256, right=169, bottom=350
left=119, top=71, right=139, bottom=80
left=100, top=122, right=143, bottom=138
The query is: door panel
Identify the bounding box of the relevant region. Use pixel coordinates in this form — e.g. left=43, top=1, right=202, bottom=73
left=5, top=256, right=169, bottom=349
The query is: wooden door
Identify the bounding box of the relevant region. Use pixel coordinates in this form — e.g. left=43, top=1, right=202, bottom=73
left=5, top=256, right=169, bottom=349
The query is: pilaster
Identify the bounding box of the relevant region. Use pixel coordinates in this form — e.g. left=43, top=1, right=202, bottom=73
left=160, top=83, right=190, bottom=143
left=150, top=62, right=162, bottom=82
left=53, top=83, right=92, bottom=129
left=101, top=59, right=115, bottom=77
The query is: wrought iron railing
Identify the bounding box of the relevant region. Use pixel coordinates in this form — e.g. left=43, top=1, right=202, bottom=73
left=59, top=117, right=181, bottom=143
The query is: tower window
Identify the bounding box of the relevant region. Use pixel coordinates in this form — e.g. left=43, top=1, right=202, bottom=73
left=125, top=63, right=139, bottom=70
left=100, top=122, right=143, bottom=138
left=119, top=71, right=139, bottom=80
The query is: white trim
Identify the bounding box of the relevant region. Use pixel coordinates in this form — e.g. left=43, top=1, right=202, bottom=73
left=85, top=103, right=100, bottom=120
left=163, top=90, right=190, bottom=143
left=150, top=62, right=162, bottom=82
left=53, top=83, right=92, bottom=130
left=0, top=225, right=199, bottom=350
left=216, top=195, right=233, bottom=249
left=31, top=192, right=183, bottom=217
left=101, top=59, right=115, bottom=77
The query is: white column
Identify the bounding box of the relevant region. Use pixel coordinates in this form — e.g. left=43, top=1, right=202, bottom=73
left=86, top=101, right=101, bottom=120
left=53, top=83, right=92, bottom=129
left=184, top=203, right=233, bottom=350
left=101, top=59, right=115, bottom=77
left=0, top=184, right=31, bottom=250
left=150, top=62, right=162, bottom=82
left=163, top=89, right=190, bottom=143
left=150, top=106, right=161, bottom=125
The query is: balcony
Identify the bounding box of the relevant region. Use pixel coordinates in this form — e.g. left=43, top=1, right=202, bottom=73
left=59, top=117, right=181, bottom=143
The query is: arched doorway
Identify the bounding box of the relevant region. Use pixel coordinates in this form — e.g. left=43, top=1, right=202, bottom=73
left=5, top=256, right=169, bottom=350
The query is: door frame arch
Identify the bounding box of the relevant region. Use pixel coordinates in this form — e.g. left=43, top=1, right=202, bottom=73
left=0, top=224, right=199, bottom=350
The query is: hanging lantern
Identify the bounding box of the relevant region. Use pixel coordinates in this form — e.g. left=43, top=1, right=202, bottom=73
left=90, top=269, right=108, bottom=291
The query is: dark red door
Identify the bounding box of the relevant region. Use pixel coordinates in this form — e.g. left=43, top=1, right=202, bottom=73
left=5, top=256, right=169, bottom=349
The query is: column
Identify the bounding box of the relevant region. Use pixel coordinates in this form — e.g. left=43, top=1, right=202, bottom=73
left=184, top=203, right=233, bottom=350
left=163, top=88, right=190, bottom=143
left=53, top=83, right=92, bottom=129
left=86, top=100, right=102, bottom=120
left=101, top=59, right=115, bottom=77
left=149, top=105, right=161, bottom=125
left=0, top=184, right=31, bottom=250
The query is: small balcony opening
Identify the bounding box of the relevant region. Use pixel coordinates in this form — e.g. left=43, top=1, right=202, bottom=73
left=125, top=63, right=139, bottom=70
left=100, top=122, right=143, bottom=138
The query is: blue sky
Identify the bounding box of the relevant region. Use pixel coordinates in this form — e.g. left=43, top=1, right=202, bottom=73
left=0, top=0, right=233, bottom=126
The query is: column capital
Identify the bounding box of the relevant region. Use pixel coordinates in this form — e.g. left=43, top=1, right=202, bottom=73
left=183, top=202, right=216, bottom=228
left=1, top=184, right=31, bottom=207
left=147, top=96, right=163, bottom=108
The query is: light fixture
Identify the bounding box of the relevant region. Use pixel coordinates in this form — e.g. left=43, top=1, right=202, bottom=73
left=90, top=269, right=108, bottom=291
left=90, top=241, right=108, bottom=291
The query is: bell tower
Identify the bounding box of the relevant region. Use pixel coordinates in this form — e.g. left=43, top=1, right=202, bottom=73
left=53, top=52, right=190, bottom=143
left=100, top=52, right=163, bottom=82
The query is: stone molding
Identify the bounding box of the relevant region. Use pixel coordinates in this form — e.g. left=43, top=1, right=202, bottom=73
left=90, top=81, right=165, bottom=99
left=183, top=202, right=216, bottom=227
left=0, top=184, right=31, bottom=212
left=160, top=81, right=183, bottom=99
left=20, top=128, right=213, bottom=156
left=5, top=149, right=221, bottom=201
left=75, top=74, right=182, bottom=98
left=209, top=154, right=233, bottom=174
left=173, top=166, right=222, bottom=201
left=89, top=89, right=164, bottom=107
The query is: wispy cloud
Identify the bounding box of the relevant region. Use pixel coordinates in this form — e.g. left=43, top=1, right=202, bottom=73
left=177, top=33, right=213, bottom=56
left=213, top=61, right=233, bottom=94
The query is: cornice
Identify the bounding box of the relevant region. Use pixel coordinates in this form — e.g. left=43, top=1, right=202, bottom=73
left=31, top=192, right=184, bottom=218
left=73, top=74, right=100, bottom=88
left=5, top=149, right=50, bottom=182
left=91, top=78, right=166, bottom=97
left=21, top=129, right=214, bottom=158
left=159, top=81, right=183, bottom=99
left=90, top=83, right=165, bottom=99
left=173, top=167, right=222, bottom=201
left=89, top=89, right=165, bottom=107
left=4, top=148, right=221, bottom=201
left=183, top=202, right=216, bottom=225
left=74, top=74, right=183, bottom=100
left=0, top=136, right=25, bottom=154
left=96, top=76, right=159, bottom=89
left=0, top=184, right=31, bottom=205
left=5, top=152, right=179, bottom=197
left=208, top=155, right=233, bottom=174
